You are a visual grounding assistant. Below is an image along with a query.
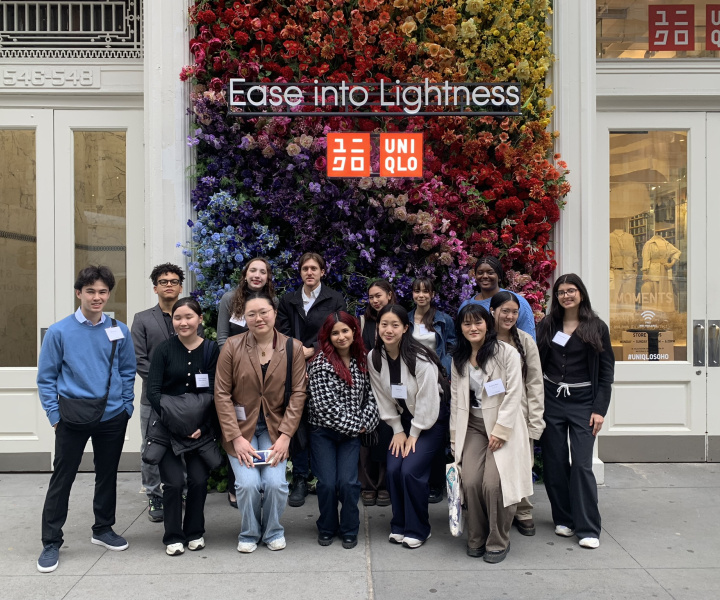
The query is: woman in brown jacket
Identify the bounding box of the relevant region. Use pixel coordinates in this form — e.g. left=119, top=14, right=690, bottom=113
left=214, top=292, right=307, bottom=553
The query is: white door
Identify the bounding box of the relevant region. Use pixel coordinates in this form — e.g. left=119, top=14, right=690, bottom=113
left=0, top=109, right=144, bottom=470
left=707, top=113, right=720, bottom=461
left=596, top=111, right=712, bottom=461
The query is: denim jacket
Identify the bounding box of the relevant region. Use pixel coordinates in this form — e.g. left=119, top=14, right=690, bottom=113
left=408, top=309, right=456, bottom=378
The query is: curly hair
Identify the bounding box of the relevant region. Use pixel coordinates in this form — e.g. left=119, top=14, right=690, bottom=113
left=149, top=263, right=184, bottom=286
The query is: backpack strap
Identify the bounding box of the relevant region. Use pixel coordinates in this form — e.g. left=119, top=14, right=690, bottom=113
left=283, top=337, right=294, bottom=408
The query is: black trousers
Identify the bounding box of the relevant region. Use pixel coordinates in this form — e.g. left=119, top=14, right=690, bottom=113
left=41, top=411, right=129, bottom=547
left=541, top=382, right=601, bottom=538
left=158, top=448, right=209, bottom=545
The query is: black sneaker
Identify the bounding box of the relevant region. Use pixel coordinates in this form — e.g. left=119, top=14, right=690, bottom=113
left=288, top=477, right=308, bottom=507
left=148, top=496, right=164, bottom=522
left=91, top=530, right=129, bottom=551
left=428, top=487, right=443, bottom=504
left=37, top=544, right=59, bottom=573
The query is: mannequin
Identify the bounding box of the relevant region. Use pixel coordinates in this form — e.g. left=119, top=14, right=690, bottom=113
left=641, top=235, right=681, bottom=314
left=609, top=229, right=638, bottom=315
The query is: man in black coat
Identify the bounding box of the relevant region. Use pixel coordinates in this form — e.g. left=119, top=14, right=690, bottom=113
left=276, top=252, right=347, bottom=506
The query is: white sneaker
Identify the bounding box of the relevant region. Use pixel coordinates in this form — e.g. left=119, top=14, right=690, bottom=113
left=188, top=537, right=205, bottom=551
left=237, top=541, right=258, bottom=553
left=402, top=533, right=431, bottom=549
left=266, top=536, right=286, bottom=551
left=166, top=543, right=185, bottom=556
left=388, top=533, right=404, bottom=544
left=555, top=525, right=575, bottom=537
left=579, top=537, right=600, bottom=549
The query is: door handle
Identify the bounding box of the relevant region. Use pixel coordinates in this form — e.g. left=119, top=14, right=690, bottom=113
left=709, top=321, right=720, bottom=367
left=693, top=321, right=706, bottom=367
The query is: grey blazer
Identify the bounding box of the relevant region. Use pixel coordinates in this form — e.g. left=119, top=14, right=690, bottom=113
left=131, top=304, right=203, bottom=405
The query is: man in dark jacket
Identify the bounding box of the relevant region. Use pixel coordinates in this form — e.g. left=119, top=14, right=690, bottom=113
left=276, top=252, right=347, bottom=506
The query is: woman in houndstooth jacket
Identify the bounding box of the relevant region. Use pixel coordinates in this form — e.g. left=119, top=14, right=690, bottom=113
left=307, top=312, right=379, bottom=550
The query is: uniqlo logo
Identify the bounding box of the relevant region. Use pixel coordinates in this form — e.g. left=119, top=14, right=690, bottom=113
left=708, top=5, right=720, bottom=50
left=379, top=133, right=423, bottom=178
left=649, top=5, right=695, bottom=51
left=326, top=133, right=370, bottom=177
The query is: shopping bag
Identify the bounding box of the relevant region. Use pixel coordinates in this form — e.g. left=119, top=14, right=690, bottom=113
left=446, top=462, right=464, bottom=537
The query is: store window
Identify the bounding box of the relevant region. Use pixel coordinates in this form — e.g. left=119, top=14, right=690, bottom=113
left=73, top=131, right=127, bottom=324
left=609, top=131, right=687, bottom=361
left=0, top=130, right=37, bottom=367
left=597, top=1, right=720, bottom=59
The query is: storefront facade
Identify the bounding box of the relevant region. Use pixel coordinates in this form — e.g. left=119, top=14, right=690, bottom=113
left=0, top=0, right=718, bottom=469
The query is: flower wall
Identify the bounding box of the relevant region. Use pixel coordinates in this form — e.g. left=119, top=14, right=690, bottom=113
left=181, top=0, right=569, bottom=318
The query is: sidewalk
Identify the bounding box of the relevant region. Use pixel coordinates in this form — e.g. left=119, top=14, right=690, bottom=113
left=1, top=463, right=717, bottom=600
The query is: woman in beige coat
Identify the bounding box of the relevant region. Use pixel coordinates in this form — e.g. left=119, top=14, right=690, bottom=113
left=450, top=304, right=532, bottom=563
left=490, top=291, right=545, bottom=536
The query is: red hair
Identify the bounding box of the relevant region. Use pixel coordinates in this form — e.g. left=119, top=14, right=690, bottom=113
left=316, top=311, right=367, bottom=385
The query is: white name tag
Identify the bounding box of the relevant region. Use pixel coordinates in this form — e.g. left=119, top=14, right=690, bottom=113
left=416, top=324, right=430, bottom=336
left=391, top=384, right=408, bottom=400
left=105, top=327, right=124, bottom=341
left=552, top=331, right=571, bottom=347
left=195, top=373, right=209, bottom=387
left=484, top=379, right=506, bottom=396
left=229, top=316, right=246, bottom=327
left=234, top=405, right=247, bottom=421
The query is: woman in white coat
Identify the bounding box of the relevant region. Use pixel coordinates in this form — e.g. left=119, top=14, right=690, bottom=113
left=450, top=304, right=532, bottom=563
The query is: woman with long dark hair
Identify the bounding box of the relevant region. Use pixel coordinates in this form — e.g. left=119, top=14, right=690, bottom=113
left=358, top=279, right=397, bottom=507
left=308, top=312, right=379, bottom=549
left=216, top=257, right=276, bottom=508
left=536, top=274, right=614, bottom=550
left=147, top=298, right=220, bottom=556
left=489, top=291, right=545, bottom=536
left=460, top=256, right=536, bottom=339
left=368, top=305, right=448, bottom=549
left=451, top=304, right=531, bottom=563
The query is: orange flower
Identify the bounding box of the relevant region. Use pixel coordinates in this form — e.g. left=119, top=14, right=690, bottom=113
left=426, top=43, right=441, bottom=57
left=399, top=17, right=417, bottom=37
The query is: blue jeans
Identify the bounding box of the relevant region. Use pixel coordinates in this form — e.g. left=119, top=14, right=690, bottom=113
left=229, top=420, right=289, bottom=545
left=310, top=425, right=361, bottom=537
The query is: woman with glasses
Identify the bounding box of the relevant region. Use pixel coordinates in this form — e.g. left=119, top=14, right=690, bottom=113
left=214, top=292, right=307, bottom=553
left=536, top=274, right=615, bottom=550
left=451, top=304, right=531, bottom=563
left=215, top=257, right=277, bottom=508
left=489, top=291, right=545, bottom=536
left=459, top=256, right=536, bottom=339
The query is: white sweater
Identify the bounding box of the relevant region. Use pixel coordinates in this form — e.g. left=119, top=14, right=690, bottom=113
left=367, top=349, right=440, bottom=439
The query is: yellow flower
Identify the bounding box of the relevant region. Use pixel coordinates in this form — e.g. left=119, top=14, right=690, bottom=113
left=460, top=19, right=478, bottom=40
left=465, top=0, right=484, bottom=15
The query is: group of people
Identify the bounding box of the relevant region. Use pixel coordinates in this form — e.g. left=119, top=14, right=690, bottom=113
left=35, top=253, right=614, bottom=573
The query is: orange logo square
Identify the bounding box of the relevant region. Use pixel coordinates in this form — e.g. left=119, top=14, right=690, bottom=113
left=379, top=133, right=423, bottom=178
left=327, top=133, right=371, bottom=177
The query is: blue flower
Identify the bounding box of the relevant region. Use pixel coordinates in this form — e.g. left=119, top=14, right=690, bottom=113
left=235, top=253, right=244, bottom=262
left=205, top=248, right=214, bottom=257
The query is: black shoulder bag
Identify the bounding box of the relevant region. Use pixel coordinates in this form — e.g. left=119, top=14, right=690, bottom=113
left=58, top=318, right=119, bottom=431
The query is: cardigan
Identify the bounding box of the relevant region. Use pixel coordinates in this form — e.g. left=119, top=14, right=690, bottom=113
left=307, top=352, right=379, bottom=437
left=537, top=317, right=615, bottom=416
left=367, top=348, right=440, bottom=439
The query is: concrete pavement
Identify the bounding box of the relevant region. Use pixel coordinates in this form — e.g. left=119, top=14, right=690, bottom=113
left=1, top=463, right=718, bottom=600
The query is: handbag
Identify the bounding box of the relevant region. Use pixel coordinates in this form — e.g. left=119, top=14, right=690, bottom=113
left=58, top=318, right=118, bottom=431
left=446, top=462, right=465, bottom=537
left=283, top=337, right=309, bottom=452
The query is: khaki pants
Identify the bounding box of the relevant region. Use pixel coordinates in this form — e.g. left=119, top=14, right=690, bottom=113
left=514, top=440, right=536, bottom=521
left=462, top=414, right=516, bottom=552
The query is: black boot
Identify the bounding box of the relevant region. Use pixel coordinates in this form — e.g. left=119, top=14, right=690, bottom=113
left=288, top=477, right=308, bottom=507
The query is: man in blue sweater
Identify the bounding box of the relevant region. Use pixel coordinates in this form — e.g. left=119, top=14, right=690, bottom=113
left=36, top=266, right=136, bottom=573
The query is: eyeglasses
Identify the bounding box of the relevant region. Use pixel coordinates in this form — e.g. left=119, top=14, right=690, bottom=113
left=556, top=288, right=578, bottom=298
left=245, top=309, right=274, bottom=321
left=157, top=279, right=181, bottom=287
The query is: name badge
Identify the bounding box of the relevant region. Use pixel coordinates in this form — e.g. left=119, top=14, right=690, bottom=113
left=416, top=324, right=430, bottom=336
left=234, top=405, right=247, bottom=421
left=195, top=373, right=209, bottom=387
left=229, top=316, right=246, bottom=327
left=552, top=331, right=571, bottom=347
left=391, top=384, right=408, bottom=400
left=484, top=379, right=506, bottom=396
left=105, top=327, right=124, bottom=341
